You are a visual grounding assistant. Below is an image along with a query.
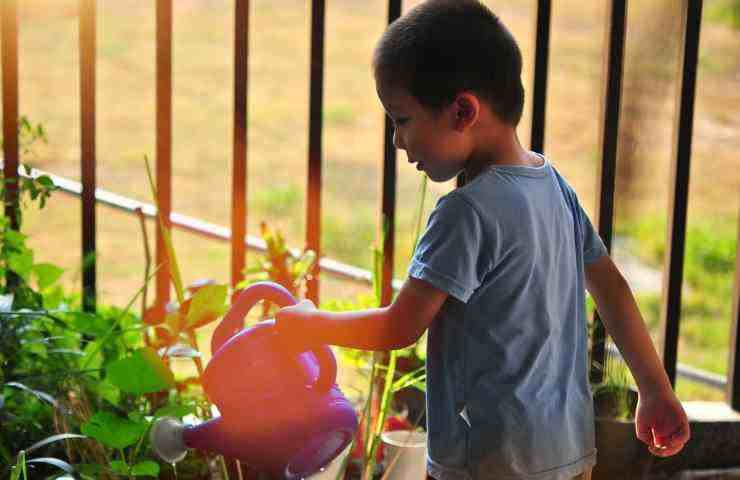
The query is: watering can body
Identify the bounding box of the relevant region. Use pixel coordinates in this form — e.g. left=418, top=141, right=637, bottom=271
left=151, top=282, right=358, bottom=479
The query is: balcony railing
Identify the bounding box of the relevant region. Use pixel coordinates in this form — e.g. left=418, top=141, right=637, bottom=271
left=2, top=0, right=739, bottom=410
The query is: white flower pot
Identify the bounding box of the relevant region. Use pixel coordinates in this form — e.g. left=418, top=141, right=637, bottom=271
left=380, top=430, right=427, bottom=480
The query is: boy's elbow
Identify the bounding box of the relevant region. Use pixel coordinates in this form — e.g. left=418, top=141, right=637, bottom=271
left=384, top=303, right=426, bottom=350
left=369, top=306, right=417, bottom=351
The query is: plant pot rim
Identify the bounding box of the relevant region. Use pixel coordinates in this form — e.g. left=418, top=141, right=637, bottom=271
left=594, top=415, right=635, bottom=424
left=380, top=430, right=427, bottom=448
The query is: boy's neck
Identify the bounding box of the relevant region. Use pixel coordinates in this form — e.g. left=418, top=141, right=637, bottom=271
left=463, top=131, right=541, bottom=182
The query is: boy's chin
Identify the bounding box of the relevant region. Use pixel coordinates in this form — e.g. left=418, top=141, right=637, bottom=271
left=426, top=169, right=462, bottom=183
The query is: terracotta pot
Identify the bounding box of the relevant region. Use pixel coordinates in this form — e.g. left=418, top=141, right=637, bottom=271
left=592, top=416, right=654, bottom=480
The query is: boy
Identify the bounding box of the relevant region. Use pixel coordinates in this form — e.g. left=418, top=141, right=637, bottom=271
left=276, top=1, right=689, bottom=479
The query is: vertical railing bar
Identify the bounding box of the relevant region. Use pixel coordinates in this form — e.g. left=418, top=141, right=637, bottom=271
left=661, top=0, right=702, bottom=387
left=589, top=0, right=627, bottom=384
left=380, top=0, right=402, bottom=307
left=156, top=0, right=173, bottom=307
left=530, top=0, right=551, bottom=154
left=728, top=210, right=740, bottom=410
left=80, top=0, right=97, bottom=312
left=306, top=0, right=326, bottom=304
left=231, top=0, right=249, bottom=293
left=1, top=0, right=20, bottom=292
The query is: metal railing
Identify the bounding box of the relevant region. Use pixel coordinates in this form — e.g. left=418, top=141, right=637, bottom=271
left=1, top=0, right=738, bottom=408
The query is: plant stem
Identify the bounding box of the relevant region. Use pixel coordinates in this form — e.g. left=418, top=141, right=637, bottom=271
left=367, top=351, right=397, bottom=466
left=143, top=156, right=185, bottom=304
left=361, top=358, right=377, bottom=480
left=186, top=330, right=205, bottom=378
left=81, top=266, right=160, bottom=370
left=129, top=422, right=150, bottom=467
left=136, top=207, right=152, bottom=349
left=219, top=455, right=230, bottom=480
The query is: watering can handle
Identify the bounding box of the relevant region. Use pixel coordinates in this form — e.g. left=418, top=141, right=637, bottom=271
left=210, top=282, right=337, bottom=393
left=211, top=281, right=298, bottom=353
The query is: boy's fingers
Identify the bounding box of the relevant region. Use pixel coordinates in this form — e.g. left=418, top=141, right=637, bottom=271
left=650, top=425, right=689, bottom=457
left=649, top=441, right=685, bottom=457
left=655, top=423, right=690, bottom=448
left=635, top=423, right=653, bottom=445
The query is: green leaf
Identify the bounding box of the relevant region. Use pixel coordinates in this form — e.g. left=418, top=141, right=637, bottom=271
left=94, top=377, right=121, bottom=406
left=42, top=285, right=65, bottom=310
left=4, top=229, right=26, bottom=250
left=81, top=340, right=104, bottom=372
left=186, top=283, right=227, bottom=328
left=10, top=450, right=26, bottom=480
left=25, top=434, right=86, bottom=455
left=8, top=249, right=34, bottom=281
left=131, top=461, right=160, bottom=477
left=11, top=284, right=43, bottom=310
left=106, top=347, right=175, bottom=394
left=66, top=311, right=110, bottom=337
left=26, top=457, right=74, bottom=473
left=76, top=463, right=104, bottom=476
left=37, top=175, right=55, bottom=189
left=33, top=263, right=65, bottom=290
left=109, top=460, right=130, bottom=475
left=155, top=403, right=195, bottom=419
left=81, top=412, right=146, bottom=449
left=5, top=382, right=59, bottom=409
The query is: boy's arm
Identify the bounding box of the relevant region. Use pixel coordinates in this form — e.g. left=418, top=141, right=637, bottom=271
left=585, top=254, right=690, bottom=457
left=275, top=277, right=448, bottom=351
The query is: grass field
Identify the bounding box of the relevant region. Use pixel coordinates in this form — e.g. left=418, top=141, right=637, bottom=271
left=6, top=0, right=739, bottom=401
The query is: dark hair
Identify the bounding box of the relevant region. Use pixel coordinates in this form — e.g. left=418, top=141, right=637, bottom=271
left=373, top=0, right=525, bottom=126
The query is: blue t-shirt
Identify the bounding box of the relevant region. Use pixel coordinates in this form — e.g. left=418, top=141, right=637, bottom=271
left=408, top=156, right=607, bottom=480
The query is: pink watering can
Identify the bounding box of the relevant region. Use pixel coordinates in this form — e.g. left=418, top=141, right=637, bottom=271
left=150, top=282, right=358, bottom=479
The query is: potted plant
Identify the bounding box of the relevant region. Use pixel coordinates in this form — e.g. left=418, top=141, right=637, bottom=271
left=591, top=350, right=653, bottom=480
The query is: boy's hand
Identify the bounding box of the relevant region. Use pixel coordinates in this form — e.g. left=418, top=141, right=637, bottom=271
left=274, top=300, right=318, bottom=350
left=635, top=387, right=690, bottom=457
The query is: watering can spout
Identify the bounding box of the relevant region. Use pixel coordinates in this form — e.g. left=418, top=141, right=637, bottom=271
left=151, top=416, right=256, bottom=464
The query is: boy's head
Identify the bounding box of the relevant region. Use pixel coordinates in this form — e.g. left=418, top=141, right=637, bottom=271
left=374, top=0, right=524, bottom=125
left=373, top=0, right=525, bottom=182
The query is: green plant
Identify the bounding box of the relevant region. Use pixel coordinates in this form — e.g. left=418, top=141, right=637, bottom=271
left=1, top=116, right=58, bottom=303
left=237, top=220, right=316, bottom=320
left=1, top=155, right=238, bottom=479
left=6, top=434, right=84, bottom=480
left=322, top=174, right=429, bottom=479
left=592, top=354, right=637, bottom=421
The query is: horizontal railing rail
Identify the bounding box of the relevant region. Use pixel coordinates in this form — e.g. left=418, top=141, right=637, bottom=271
left=605, top=344, right=726, bottom=392
left=7, top=162, right=404, bottom=292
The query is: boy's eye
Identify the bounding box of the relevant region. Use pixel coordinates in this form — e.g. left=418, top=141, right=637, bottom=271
left=393, top=117, right=409, bottom=127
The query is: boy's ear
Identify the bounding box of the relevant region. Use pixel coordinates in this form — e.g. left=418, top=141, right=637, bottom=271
left=453, top=92, right=480, bottom=131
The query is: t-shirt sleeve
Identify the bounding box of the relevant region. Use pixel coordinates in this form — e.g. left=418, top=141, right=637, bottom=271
left=407, top=193, right=492, bottom=303
left=576, top=200, right=608, bottom=265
